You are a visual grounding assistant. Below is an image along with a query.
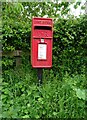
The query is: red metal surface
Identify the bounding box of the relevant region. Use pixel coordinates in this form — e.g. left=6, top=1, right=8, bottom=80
left=31, top=17, right=53, bottom=68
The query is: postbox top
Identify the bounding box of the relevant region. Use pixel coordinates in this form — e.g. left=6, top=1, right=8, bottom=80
left=32, top=17, right=53, bottom=20
left=32, top=17, right=53, bottom=27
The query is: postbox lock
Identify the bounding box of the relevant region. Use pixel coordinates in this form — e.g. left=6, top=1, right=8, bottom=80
left=41, top=38, right=44, bottom=43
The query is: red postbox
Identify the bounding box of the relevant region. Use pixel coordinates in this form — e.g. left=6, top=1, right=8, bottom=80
left=31, top=17, right=53, bottom=68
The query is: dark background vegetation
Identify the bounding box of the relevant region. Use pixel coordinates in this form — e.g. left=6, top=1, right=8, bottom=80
left=1, top=1, right=87, bottom=118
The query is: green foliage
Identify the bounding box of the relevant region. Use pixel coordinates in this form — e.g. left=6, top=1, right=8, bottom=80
left=2, top=2, right=71, bottom=51
left=2, top=2, right=31, bottom=51
left=2, top=2, right=87, bottom=75
left=53, top=15, right=87, bottom=76
left=1, top=65, right=86, bottom=118
left=1, top=1, right=87, bottom=119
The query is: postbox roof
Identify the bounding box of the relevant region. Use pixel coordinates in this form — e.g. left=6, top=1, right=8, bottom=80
left=32, top=17, right=52, bottom=20
left=32, top=17, right=53, bottom=27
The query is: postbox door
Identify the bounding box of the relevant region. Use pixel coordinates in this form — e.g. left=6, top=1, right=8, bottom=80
left=32, top=38, right=52, bottom=68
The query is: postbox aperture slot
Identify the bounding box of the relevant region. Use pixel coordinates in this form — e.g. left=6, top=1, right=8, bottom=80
left=34, top=26, right=52, bottom=30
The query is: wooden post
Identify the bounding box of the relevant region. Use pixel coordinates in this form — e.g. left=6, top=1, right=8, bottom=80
left=15, top=57, right=21, bottom=67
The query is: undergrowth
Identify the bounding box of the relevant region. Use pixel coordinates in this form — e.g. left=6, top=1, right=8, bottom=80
left=1, top=64, right=86, bottom=118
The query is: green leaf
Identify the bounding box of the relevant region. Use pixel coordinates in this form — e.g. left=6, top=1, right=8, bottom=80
left=35, top=115, right=40, bottom=119
left=28, top=91, right=32, bottom=95
left=75, top=88, right=86, bottom=100
left=38, top=97, right=43, bottom=102
left=27, top=103, right=31, bottom=107
left=22, top=115, right=29, bottom=118
left=53, top=111, right=57, bottom=116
